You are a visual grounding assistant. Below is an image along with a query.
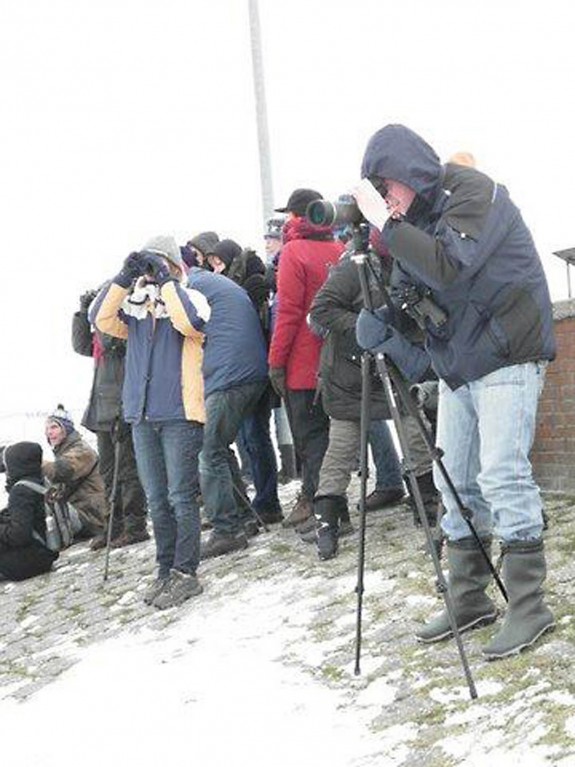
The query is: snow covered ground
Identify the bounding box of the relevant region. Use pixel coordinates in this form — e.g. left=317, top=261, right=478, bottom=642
left=1, top=479, right=575, bottom=766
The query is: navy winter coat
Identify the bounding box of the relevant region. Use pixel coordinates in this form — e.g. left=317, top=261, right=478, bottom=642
left=361, top=124, right=556, bottom=389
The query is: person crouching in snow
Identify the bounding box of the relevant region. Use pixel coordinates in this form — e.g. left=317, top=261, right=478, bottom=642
left=43, top=405, right=108, bottom=549
left=0, top=442, right=59, bottom=581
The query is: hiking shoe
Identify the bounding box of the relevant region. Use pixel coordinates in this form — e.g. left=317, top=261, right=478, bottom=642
left=363, top=486, right=405, bottom=512
left=200, top=531, right=249, bottom=560
left=243, top=519, right=261, bottom=538
left=152, top=570, right=203, bottom=610
left=143, top=576, right=170, bottom=605
left=257, top=507, right=284, bottom=524
left=110, top=529, right=150, bottom=548
left=89, top=534, right=111, bottom=551
left=281, top=494, right=313, bottom=528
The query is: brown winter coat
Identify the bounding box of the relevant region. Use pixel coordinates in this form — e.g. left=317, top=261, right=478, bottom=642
left=43, top=431, right=108, bottom=536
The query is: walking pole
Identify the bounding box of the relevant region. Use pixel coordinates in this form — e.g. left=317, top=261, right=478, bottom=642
left=103, top=420, right=122, bottom=582
left=353, top=249, right=478, bottom=700
left=232, top=480, right=269, bottom=533
left=354, top=349, right=372, bottom=675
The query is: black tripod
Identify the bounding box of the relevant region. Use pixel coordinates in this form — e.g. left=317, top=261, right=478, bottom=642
left=350, top=239, right=506, bottom=701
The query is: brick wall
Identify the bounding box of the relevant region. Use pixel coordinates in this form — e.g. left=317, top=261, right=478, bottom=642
left=531, top=299, right=575, bottom=494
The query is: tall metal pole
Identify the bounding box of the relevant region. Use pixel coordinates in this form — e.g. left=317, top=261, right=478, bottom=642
left=248, top=0, right=274, bottom=225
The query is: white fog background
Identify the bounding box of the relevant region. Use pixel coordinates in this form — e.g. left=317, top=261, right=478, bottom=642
left=1, top=0, right=574, bottom=430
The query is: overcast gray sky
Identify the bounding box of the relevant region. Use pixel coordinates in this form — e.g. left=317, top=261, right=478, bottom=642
left=1, top=0, right=573, bottom=418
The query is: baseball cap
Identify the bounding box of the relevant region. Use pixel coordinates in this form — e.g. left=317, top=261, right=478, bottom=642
left=274, top=188, right=322, bottom=217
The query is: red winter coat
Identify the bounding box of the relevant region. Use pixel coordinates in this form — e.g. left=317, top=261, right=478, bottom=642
left=268, top=219, right=343, bottom=390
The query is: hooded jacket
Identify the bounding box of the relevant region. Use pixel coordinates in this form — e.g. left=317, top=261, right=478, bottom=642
left=0, top=442, right=58, bottom=581
left=361, top=124, right=556, bottom=389
left=268, top=217, right=344, bottom=389
left=91, top=279, right=205, bottom=424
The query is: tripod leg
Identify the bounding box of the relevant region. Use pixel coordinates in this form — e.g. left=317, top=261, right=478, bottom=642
left=374, top=352, right=478, bottom=699
left=354, top=351, right=372, bottom=676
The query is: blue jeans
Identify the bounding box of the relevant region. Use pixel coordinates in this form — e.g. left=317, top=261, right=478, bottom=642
left=132, top=420, right=203, bottom=578
left=435, top=362, right=547, bottom=543
left=200, top=380, right=267, bottom=535
left=369, top=420, right=403, bottom=490
left=238, top=388, right=281, bottom=516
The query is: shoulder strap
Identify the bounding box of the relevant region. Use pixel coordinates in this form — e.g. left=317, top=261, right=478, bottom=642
left=13, top=479, right=47, bottom=495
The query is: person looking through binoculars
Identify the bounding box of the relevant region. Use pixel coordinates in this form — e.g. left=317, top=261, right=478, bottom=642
left=352, top=124, right=555, bottom=660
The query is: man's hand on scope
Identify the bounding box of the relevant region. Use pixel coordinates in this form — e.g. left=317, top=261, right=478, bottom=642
left=351, top=178, right=391, bottom=231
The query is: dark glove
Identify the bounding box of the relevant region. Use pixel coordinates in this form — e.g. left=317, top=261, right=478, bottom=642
left=355, top=307, right=393, bottom=351
left=374, top=329, right=431, bottom=383
left=139, top=252, right=173, bottom=285
left=269, top=367, right=287, bottom=399
left=79, top=289, right=98, bottom=313
left=114, top=252, right=144, bottom=288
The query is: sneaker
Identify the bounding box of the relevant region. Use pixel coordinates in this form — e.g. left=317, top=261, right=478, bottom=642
left=281, top=494, right=313, bottom=528
left=200, top=531, right=248, bottom=560
left=152, top=570, right=203, bottom=610
left=143, top=576, right=170, bottom=605
left=363, top=486, right=405, bottom=513
left=110, top=529, right=150, bottom=549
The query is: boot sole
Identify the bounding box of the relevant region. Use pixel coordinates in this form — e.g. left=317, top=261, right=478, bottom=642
left=482, top=620, right=556, bottom=660
left=416, top=611, right=498, bottom=644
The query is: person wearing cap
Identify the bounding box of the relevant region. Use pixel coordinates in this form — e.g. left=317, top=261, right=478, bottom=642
left=0, top=441, right=59, bottom=581
left=268, top=188, right=344, bottom=528
left=353, top=123, right=556, bottom=659
left=43, top=405, right=108, bottom=545
left=92, top=236, right=205, bottom=609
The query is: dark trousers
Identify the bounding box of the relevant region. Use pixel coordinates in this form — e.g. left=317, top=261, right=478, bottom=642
left=285, top=389, right=330, bottom=500
left=237, top=386, right=281, bottom=517
left=97, top=428, right=147, bottom=535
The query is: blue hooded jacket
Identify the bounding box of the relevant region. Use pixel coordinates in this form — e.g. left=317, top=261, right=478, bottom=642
left=361, top=124, right=556, bottom=389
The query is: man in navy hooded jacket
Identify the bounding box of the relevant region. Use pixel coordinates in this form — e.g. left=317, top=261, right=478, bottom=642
left=354, top=124, right=555, bottom=660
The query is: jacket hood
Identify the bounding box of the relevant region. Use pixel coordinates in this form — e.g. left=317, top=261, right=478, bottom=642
left=3, top=441, right=43, bottom=481
left=361, top=124, right=442, bottom=203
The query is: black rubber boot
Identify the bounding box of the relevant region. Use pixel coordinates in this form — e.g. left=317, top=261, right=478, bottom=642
left=314, top=495, right=347, bottom=561
left=416, top=536, right=498, bottom=643
left=482, top=539, right=555, bottom=660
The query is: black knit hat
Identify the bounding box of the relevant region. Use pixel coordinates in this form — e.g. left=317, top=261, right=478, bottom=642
left=211, top=239, right=242, bottom=269
left=275, top=188, right=322, bottom=217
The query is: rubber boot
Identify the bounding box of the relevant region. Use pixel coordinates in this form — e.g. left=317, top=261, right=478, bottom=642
left=314, top=495, right=347, bottom=561
left=482, top=539, right=555, bottom=660
left=278, top=444, right=298, bottom=484
left=416, top=536, right=498, bottom=643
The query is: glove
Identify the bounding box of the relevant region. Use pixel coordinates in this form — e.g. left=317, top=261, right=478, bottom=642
left=139, top=252, right=173, bottom=285
left=375, top=329, right=431, bottom=383
left=79, top=289, right=97, bottom=313
left=355, top=307, right=393, bottom=351
left=269, top=367, right=287, bottom=399
left=351, top=178, right=390, bottom=231
left=114, top=252, right=144, bottom=288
